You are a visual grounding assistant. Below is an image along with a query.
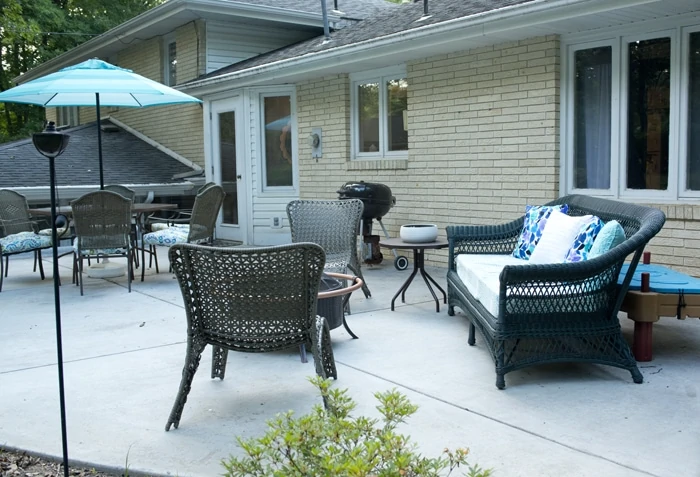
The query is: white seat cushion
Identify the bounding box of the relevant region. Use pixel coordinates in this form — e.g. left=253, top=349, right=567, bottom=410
left=456, top=254, right=527, bottom=316
left=143, top=226, right=189, bottom=246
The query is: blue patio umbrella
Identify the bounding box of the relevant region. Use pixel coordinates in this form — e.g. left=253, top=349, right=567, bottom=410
left=0, top=58, right=202, bottom=188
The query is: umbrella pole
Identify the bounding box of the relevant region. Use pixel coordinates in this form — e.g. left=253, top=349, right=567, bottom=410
left=96, top=93, right=104, bottom=190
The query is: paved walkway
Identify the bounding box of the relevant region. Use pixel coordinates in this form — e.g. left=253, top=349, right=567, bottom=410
left=0, top=250, right=698, bottom=476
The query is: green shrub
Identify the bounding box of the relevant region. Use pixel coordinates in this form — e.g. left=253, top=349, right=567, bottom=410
left=222, top=376, right=492, bottom=477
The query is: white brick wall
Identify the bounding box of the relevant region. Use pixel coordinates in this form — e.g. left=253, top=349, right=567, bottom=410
left=297, top=36, right=560, bottom=267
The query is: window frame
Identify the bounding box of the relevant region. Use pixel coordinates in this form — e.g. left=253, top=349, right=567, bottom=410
left=679, top=25, right=700, bottom=199
left=562, top=23, right=700, bottom=202
left=350, top=65, right=408, bottom=160
left=163, top=34, right=177, bottom=86
left=257, top=89, right=298, bottom=195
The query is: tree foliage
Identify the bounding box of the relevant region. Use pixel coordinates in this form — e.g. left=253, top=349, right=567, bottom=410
left=0, top=0, right=164, bottom=142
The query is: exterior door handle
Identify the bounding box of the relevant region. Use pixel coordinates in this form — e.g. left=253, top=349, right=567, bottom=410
left=236, top=175, right=242, bottom=180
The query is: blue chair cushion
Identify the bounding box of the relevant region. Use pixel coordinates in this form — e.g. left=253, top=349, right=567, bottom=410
left=588, top=220, right=626, bottom=259
left=0, top=231, right=52, bottom=254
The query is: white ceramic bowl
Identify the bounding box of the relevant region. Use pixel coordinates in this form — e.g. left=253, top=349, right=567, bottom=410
left=400, top=224, right=438, bottom=243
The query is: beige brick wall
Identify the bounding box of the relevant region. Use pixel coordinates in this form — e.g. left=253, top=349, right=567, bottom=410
left=297, top=35, right=560, bottom=267
left=644, top=206, right=700, bottom=276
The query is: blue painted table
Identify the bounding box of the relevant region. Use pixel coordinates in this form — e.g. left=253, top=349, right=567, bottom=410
left=619, top=263, right=700, bottom=361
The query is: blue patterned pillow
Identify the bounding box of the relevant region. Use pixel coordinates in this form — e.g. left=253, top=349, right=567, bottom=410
left=565, top=216, right=604, bottom=262
left=512, top=204, right=569, bottom=260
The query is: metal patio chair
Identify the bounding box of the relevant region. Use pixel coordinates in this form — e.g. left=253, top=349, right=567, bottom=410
left=165, top=242, right=336, bottom=431
left=0, top=190, right=56, bottom=292
left=141, top=184, right=225, bottom=281
left=71, top=190, right=133, bottom=295
left=287, top=198, right=371, bottom=300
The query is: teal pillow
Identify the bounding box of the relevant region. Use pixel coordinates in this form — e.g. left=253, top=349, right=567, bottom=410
left=512, top=204, right=569, bottom=260
left=588, top=220, right=626, bottom=259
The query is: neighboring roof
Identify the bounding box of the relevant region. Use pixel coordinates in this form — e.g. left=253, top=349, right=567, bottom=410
left=0, top=120, right=195, bottom=189
left=196, top=0, right=536, bottom=80
left=15, top=0, right=395, bottom=84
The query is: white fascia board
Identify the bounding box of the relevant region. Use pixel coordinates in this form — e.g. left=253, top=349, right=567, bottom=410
left=183, top=0, right=663, bottom=94
left=14, top=0, right=334, bottom=84
left=17, top=183, right=198, bottom=204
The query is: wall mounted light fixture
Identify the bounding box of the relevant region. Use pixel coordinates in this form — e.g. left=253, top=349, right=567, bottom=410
left=309, top=127, right=322, bottom=159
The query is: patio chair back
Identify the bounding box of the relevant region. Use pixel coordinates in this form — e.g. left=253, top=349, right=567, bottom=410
left=286, top=198, right=370, bottom=297
left=165, top=242, right=336, bottom=430
left=0, top=189, right=35, bottom=236
left=187, top=184, right=225, bottom=243
left=72, top=191, right=132, bottom=251
left=103, top=185, right=136, bottom=202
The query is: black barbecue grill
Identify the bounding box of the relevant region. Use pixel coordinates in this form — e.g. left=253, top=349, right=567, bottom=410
left=337, top=181, right=408, bottom=270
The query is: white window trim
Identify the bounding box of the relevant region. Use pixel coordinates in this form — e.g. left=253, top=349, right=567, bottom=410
left=163, top=34, right=176, bottom=86
left=619, top=29, right=678, bottom=203
left=679, top=25, right=700, bottom=199
left=562, top=38, right=619, bottom=198
left=258, top=89, right=298, bottom=195
left=350, top=65, right=408, bottom=160
left=562, top=22, right=700, bottom=203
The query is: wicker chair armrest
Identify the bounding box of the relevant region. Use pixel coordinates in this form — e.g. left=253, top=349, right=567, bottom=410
left=446, top=220, right=523, bottom=270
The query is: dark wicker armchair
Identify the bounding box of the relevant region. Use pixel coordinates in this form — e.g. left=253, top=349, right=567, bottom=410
left=287, top=199, right=370, bottom=299
left=165, top=242, right=336, bottom=431
left=71, top=191, right=133, bottom=295
left=446, top=195, right=666, bottom=389
left=142, top=184, right=224, bottom=281
left=0, top=189, right=55, bottom=292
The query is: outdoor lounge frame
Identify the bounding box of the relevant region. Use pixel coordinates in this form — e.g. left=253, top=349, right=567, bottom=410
left=446, top=194, right=666, bottom=389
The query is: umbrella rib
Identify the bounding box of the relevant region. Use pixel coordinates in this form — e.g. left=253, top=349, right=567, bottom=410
left=45, top=93, right=58, bottom=106
left=131, top=94, right=143, bottom=107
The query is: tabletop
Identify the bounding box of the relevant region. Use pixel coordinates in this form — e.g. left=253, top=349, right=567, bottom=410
left=29, top=203, right=178, bottom=217
left=379, top=238, right=448, bottom=250
left=619, top=263, right=700, bottom=294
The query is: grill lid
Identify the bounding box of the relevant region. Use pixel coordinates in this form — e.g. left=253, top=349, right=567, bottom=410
left=337, top=181, right=394, bottom=205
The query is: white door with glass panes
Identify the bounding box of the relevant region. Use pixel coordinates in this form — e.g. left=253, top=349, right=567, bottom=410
left=211, top=97, right=248, bottom=243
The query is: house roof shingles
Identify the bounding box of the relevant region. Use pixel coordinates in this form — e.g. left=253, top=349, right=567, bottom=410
left=197, top=0, right=538, bottom=80
left=236, top=0, right=396, bottom=19
left=0, top=121, right=194, bottom=189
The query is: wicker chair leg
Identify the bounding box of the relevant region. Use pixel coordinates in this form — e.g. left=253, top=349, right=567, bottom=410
left=299, top=343, right=308, bottom=363
left=0, top=255, right=4, bottom=292
left=631, top=367, right=643, bottom=384
left=447, top=305, right=455, bottom=316
left=496, top=373, right=506, bottom=390
left=36, top=249, right=45, bottom=280
left=78, top=254, right=84, bottom=296
left=348, top=261, right=371, bottom=298
left=210, top=345, right=228, bottom=379
left=166, top=339, right=206, bottom=431
left=468, top=322, right=476, bottom=346
left=4, top=255, right=8, bottom=277
left=312, top=315, right=337, bottom=380
left=127, top=251, right=132, bottom=293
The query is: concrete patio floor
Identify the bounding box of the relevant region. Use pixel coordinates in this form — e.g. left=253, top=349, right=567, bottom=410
left=1, top=249, right=699, bottom=477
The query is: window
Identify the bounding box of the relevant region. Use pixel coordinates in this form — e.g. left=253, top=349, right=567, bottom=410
left=56, top=107, right=79, bottom=127
left=565, top=26, right=700, bottom=200
left=261, top=95, right=294, bottom=189
left=164, top=37, right=177, bottom=86
left=351, top=67, right=408, bottom=159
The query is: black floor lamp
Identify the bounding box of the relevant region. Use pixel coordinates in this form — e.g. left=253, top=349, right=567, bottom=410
left=32, top=121, right=71, bottom=477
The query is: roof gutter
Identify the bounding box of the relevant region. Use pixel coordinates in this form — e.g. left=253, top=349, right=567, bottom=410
left=184, top=0, right=661, bottom=94
left=15, top=0, right=338, bottom=84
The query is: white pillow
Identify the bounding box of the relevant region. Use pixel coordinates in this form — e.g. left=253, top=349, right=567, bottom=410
left=529, top=211, right=595, bottom=264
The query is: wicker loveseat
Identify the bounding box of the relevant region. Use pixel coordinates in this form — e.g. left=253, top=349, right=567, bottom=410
left=446, top=194, right=666, bottom=389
